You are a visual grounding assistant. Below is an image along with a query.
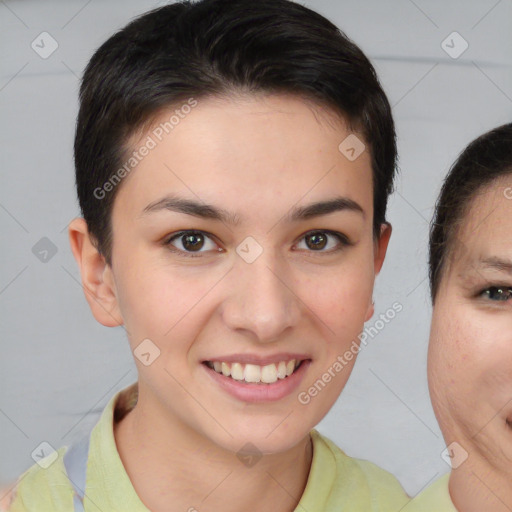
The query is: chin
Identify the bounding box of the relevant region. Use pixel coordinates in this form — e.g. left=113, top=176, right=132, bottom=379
left=204, top=418, right=311, bottom=456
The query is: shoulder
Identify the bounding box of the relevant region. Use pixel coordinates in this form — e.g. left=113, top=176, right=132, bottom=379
left=310, top=430, right=410, bottom=510
left=401, top=473, right=457, bottom=512
left=1, top=446, right=74, bottom=511
left=1, top=385, right=133, bottom=512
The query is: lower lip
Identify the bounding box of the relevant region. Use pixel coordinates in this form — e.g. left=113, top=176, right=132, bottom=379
left=202, top=360, right=311, bottom=403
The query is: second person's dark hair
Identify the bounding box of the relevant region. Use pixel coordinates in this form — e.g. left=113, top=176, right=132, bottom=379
left=74, top=0, right=397, bottom=265
left=429, top=123, right=512, bottom=301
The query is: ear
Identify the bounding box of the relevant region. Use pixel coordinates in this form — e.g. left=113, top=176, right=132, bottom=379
left=374, top=222, right=392, bottom=276
left=364, top=222, right=392, bottom=322
left=68, top=217, right=123, bottom=327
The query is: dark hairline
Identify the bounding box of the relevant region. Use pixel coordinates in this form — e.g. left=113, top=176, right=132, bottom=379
left=429, top=125, right=512, bottom=302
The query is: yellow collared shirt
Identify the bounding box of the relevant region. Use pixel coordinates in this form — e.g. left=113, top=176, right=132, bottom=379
left=6, top=382, right=409, bottom=511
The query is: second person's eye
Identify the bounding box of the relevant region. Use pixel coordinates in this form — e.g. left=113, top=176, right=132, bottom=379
left=480, top=286, right=512, bottom=301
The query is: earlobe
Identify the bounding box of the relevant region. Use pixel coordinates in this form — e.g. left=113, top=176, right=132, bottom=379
left=364, top=298, right=375, bottom=322
left=68, top=218, right=123, bottom=327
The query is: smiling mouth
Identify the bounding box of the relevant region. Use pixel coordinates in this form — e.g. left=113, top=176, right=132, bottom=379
left=203, top=359, right=305, bottom=384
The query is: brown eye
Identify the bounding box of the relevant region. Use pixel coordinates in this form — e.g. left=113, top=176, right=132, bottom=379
left=306, top=232, right=328, bottom=250
left=164, top=230, right=220, bottom=257
left=296, top=230, right=350, bottom=253
left=180, top=232, right=205, bottom=251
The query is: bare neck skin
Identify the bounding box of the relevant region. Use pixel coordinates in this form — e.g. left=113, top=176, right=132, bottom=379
left=449, top=455, right=512, bottom=512
left=114, top=396, right=313, bottom=512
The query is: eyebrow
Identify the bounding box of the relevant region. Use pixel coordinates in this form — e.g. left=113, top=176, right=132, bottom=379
left=478, top=257, right=512, bottom=275
left=140, top=194, right=365, bottom=225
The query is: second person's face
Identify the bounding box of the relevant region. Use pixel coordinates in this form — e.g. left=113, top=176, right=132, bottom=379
left=428, top=176, right=512, bottom=503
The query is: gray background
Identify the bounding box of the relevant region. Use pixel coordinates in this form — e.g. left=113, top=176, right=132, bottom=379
left=1, top=0, right=511, bottom=498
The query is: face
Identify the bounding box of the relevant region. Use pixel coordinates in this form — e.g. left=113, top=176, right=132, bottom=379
left=73, top=93, right=389, bottom=455
left=429, top=176, right=512, bottom=479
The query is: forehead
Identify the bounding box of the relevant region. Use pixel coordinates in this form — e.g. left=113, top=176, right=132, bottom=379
left=113, top=93, right=374, bottom=223
left=447, top=177, right=512, bottom=272
left=459, top=177, right=512, bottom=241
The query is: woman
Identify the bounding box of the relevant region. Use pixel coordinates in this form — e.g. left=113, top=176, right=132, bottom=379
left=408, top=122, right=512, bottom=511
left=1, top=0, right=409, bottom=510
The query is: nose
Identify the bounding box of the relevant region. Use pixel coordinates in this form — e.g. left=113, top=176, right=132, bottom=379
left=220, top=250, right=301, bottom=343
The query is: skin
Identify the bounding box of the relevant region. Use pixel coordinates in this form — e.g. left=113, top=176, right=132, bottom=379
left=428, top=176, right=512, bottom=511
left=68, top=93, right=391, bottom=512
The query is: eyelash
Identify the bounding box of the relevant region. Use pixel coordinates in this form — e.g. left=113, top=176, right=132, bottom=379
left=163, top=229, right=351, bottom=258
left=477, top=285, right=512, bottom=302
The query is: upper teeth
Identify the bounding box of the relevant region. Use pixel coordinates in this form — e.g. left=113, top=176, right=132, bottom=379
left=208, top=360, right=300, bottom=384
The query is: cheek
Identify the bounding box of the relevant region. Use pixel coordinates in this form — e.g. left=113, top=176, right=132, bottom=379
left=114, top=237, right=375, bottom=346
left=429, top=308, right=477, bottom=388
left=309, top=255, right=375, bottom=347
left=428, top=311, right=474, bottom=437
left=429, top=304, right=512, bottom=414
left=114, top=259, right=209, bottom=345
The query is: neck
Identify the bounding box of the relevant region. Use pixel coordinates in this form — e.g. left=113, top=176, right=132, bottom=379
left=449, top=457, right=512, bottom=512
left=114, top=390, right=313, bottom=512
